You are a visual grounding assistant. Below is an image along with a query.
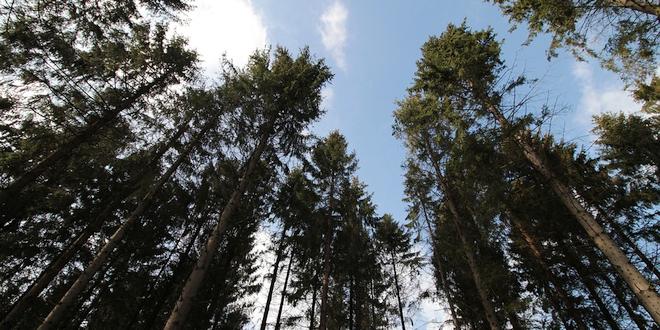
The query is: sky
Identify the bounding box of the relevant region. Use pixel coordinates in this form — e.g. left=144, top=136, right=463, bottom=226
left=173, top=1, right=642, bottom=328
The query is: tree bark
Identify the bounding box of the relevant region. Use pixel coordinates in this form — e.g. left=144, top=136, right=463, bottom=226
left=483, top=102, right=660, bottom=323
left=422, top=133, right=500, bottom=330
left=37, top=121, right=211, bottom=330
left=391, top=251, right=406, bottom=330
left=274, top=254, right=293, bottom=330
left=163, top=120, right=273, bottom=330
left=261, top=229, right=288, bottom=330
left=318, top=177, right=336, bottom=330
left=0, top=120, right=190, bottom=328
left=609, top=0, right=660, bottom=16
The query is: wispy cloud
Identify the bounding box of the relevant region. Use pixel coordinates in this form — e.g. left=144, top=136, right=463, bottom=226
left=571, top=61, right=641, bottom=124
left=177, top=0, right=268, bottom=76
left=319, top=1, right=348, bottom=70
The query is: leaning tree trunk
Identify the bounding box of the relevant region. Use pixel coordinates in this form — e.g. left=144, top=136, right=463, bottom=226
left=37, top=121, right=212, bottom=330
left=609, top=0, right=660, bottom=16
left=260, top=228, right=288, bottom=330
left=163, top=120, right=274, bottom=330
left=483, top=101, right=660, bottom=323
left=274, top=254, right=293, bottom=330
left=318, top=177, right=336, bottom=330
left=505, top=210, right=587, bottom=329
left=0, top=119, right=191, bottom=328
left=391, top=251, right=406, bottom=330
left=422, top=133, right=500, bottom=330
left=419, top=196, right=461, bottom=329
left=0, top=71, right=174, bottom=206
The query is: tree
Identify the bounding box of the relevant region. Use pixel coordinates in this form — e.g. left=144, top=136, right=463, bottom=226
left=488, top=0, right=659, bottom=90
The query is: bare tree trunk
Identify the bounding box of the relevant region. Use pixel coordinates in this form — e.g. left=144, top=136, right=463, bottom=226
left=37, top=121, right=211, bottom=330
left=0, top=71, right=174, bottom=207
left=261, top=229, right=288, bottom=330
left=483, top=102, right=660, bottom=323
left=506, top=210, right=587, bottom=329
left=163, top=121, right=273, bottom=330
left=391, top=251, right=406, bottom=330
left=274, top=254, right=293, bottom=330
left=0, top=120, right=190, bottom=328
left=419, top=197, right=461, bottom=329
left=318, top=177, right=336, bottom=330
left=609, top=0, right=660, bottom=16
left=310, top=280, right=318, bottom=330
left=422, top=133, right=500, bottom=330
left=348, top=276, right=354, bottom=330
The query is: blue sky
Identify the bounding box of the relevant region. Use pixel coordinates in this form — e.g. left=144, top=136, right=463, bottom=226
left=176, top=1, right=642, bottom=327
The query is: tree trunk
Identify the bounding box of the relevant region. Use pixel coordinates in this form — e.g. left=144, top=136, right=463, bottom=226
left=348, top=276, right=354, bottom=330
left=422, top=133, right=500, bottom=330
left=0, top=120, right=190, bottom=328
left=595, top=205, right=660, bottom=281
left=484, top=102, right=660, bottom=323
left=163, top=120, right=273, bottom=330
left=275, top=255, right=293, bottom=330
left=310, top=281, right=317, bottom=330
left=609, top=0, right=660, bottom=16
left=391, top=251, right=406, bottom=330
left=419, top=196, right=461, bottom=329
left=37, top=121, right=211, bottom=330
left=261, top=229, right=288, bottom=330
left=318, top=177, right=336, bottom=330
left=0, top=71, right=174, bottom=206
left=506, top=210, right=587, bottom=329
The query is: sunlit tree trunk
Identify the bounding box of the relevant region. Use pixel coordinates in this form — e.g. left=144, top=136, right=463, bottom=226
left=483, top=101, right=660, bottom=323
left=163, top=120, right=274, bottom=329
left=318, top=176, right=336, bottom=330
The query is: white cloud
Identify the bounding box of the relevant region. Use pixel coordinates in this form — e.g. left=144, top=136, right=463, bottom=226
left=321, top=86, right=334, bottom=110
left=572, top=61, right=641, bottom=124
left=319, top=1, right=348, bottom=70
left=176, top=0, right=268, bottom=76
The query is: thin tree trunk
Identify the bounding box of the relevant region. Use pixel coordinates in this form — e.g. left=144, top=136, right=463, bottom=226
left=37, top=121, right=211, bottom=330
left=419, top=197, right=461, bottom=329
left=594, top=205, right=660, bottom=281
left=163, top=120, right=274, bottom=330
left=310, top=281, right=317, bottom=330
left=506, top=210, right=587, bottom=329
left=0, top=71, right=174, bottom=206
left=391, top=251, right=406, bottom=330
left=609, top=0, right=660, bottom=16
left=422, top=133, right=500, bottom=330
left=318, top=177, right=336, bottom=330
left=483, top=102, right=660, bottom=323
left=275, top=254, right=293, bottom=330
left=261, top=229, right=288, bottom=330
left=348, top=276, right=354, bottom=330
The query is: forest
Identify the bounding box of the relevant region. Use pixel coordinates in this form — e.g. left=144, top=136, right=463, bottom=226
left=0, top=0, right=658, bottom=329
